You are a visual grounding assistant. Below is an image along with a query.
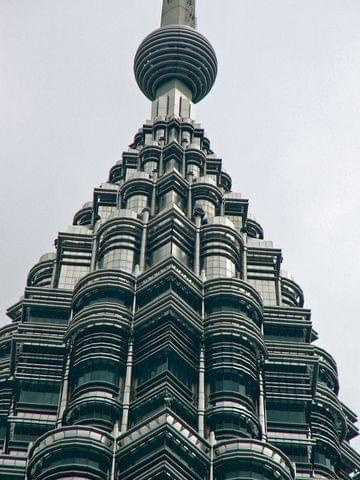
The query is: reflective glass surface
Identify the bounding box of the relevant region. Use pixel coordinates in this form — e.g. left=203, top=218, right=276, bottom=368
left=267, top=402, right=306, bottom=424
left=165, top=157, right=181, bottom=172
left=212, top=414, right=252, bottom=438
left=13, top=424, right=51, bottom=443
left=58, top=264, right=90, bottom=289
left=187, top=163, right=200, bottom=178
left=136, top=352, right=194, bottom=390
left=126, top=194, right=148, bottom=213
left=314, top=451, right=334, bottom=470
left=143, top=160, right=157, bottom=175
left=249, top=279, right=277, bottom=306
left=99, top=205, right=116, bottom=220
left=19, top=382, right=60, bottom=405
left=226, top=214, right=243, bottom=231
left=211, top=370, right=251, bottom=398
left=194, top=199, right=215, bottom=218
left=149, top=241, right=189, bottom=266
left=100, top=248, right=135, bottom=273
left=158, top=190, right=184, bottom=211
left=203, top=256, right=235, bottom=279
left=73, top=359, right=120, bottom=389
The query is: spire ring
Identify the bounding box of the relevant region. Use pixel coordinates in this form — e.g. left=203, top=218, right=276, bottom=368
left=134, top=26, right=217, bottom=104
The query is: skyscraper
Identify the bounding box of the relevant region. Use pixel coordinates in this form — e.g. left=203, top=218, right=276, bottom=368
left=0, top=0, right=359, bottom=479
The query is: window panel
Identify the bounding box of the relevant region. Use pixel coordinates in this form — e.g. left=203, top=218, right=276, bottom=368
left=249, top=279, right=277, bottom=306
left=187, top=163, right=200, bottom=178
left=267, top=402, right=306, bottom=424
left=165, top=157, right=181, bottom=172
left=203, top=256, right=236, bottom=279
left=98, top=205, right=116, bottom=220
left=126, top=194, right=148, bottom=213
left=158, top=190, right=184, bottom=212
left=100, top=248, right=135, bottom=273
left=194, top=199, right=215, bottom=218
left=74, top=359, right=120, bottom=389
left=18, top=382, right=60, bottom=405
left=143, top=160, right=157, bottom=175
left=149, top=242, right=189, bottom=266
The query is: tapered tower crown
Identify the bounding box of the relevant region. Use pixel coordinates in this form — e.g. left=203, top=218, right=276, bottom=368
left=1, top=2, right=359, bottom=479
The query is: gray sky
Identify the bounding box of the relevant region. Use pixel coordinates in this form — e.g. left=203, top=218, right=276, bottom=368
left=0, top=0, right=359, bottom=450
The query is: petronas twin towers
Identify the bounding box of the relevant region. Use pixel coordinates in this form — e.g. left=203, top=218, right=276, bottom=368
left=1, top=1, right=359, bottom=479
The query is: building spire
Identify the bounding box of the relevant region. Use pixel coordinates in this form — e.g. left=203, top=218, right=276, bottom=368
left=134, top=0, right=216, bottom=120
left=161, top=0, right=196, bottom=29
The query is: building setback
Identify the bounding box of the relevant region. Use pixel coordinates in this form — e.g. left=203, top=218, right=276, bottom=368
left=1, top=1, right=359, bottom=479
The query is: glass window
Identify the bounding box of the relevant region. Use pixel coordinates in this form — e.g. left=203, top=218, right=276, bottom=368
left=155, top=128, right=165, bottom=142
left=136, top=354, right=167, bottom=385
left=73, top=359, right=120, bottom=389
left=314, top=451, right=334, bottom=470
left=226, top=215, right=243, bottom=231
left=29, top=265, right=53, bottom=287
left=149, top=242, right=171, bottom=265
left=149, top=242, right=189, bottom=266
left=168, top=127, right=178, bottom=143
left=99, top=248, right=135, bottom=273
left=194, top=198, right=216, bottom=218
left=264, top=326, right=305, bottom=342
left=36, top=448, right=109, bottom=474
left=0, top=419, right=6, bottom=445
left=318, top=369, right=336, bottom=391
left=267, top=402, right=306, bottom=424
left=71, top=402, right=117, bottom=427
left=58, top=264, right=90, bottom=290
left=249, top=279, right=277, bottom=306
left=58, top=248, right=91, bottom=290
left=222, top=467, right=265, bottom=480
left=207, top=297, right=245, bottom=315
left=130, top=394, right=164, bottom=426
left=18, top=381, right=60, bottom=405
left=192, top=136, right=201, bottom=149
left=125, top=168, right=137, bottom=179
left=98, top=205, right=116, bottom=220
left=126, top=194, right=148, bottom=213
left=203, top=255, right=236, bottom=279
left=281, top=446, right=308, bottom=464
left=143, top=160, right=157, bottom=175
left=27, top=307, right=69, bottom=325
left=13, top=424, right=51, bottom=443
left=207, top=174, right=218, bottom=184
left=182, top=130, right=191, bottom=144
left=158, top=190, right=184, bottom=212
left=172, top=243, right=189, bottom=266
left=187, top=164, right=201, bottom=178
left=211, top=370, right=248, bottom=396
left=169, top=354, right=195, bottom=389
left=165, top=157, right=181, bottom=172
left=136, top=353, right=195, bottom=390
left=213, top=414, right=250, bottom=437
left=75, top=288, right=128, bottom=312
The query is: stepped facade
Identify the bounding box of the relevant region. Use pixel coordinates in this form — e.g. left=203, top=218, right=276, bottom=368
left=1, top=1, right=359, bottom=479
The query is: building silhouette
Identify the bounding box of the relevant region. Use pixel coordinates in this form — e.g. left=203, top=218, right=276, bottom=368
left=1, top=1, right=359, bottom=479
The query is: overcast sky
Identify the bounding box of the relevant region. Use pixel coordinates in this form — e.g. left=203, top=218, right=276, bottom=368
left=0, top=0, right=359, bottom=450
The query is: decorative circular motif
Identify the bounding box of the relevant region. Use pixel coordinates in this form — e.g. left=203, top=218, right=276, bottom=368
left=134, top=26, right=217, bottom=104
